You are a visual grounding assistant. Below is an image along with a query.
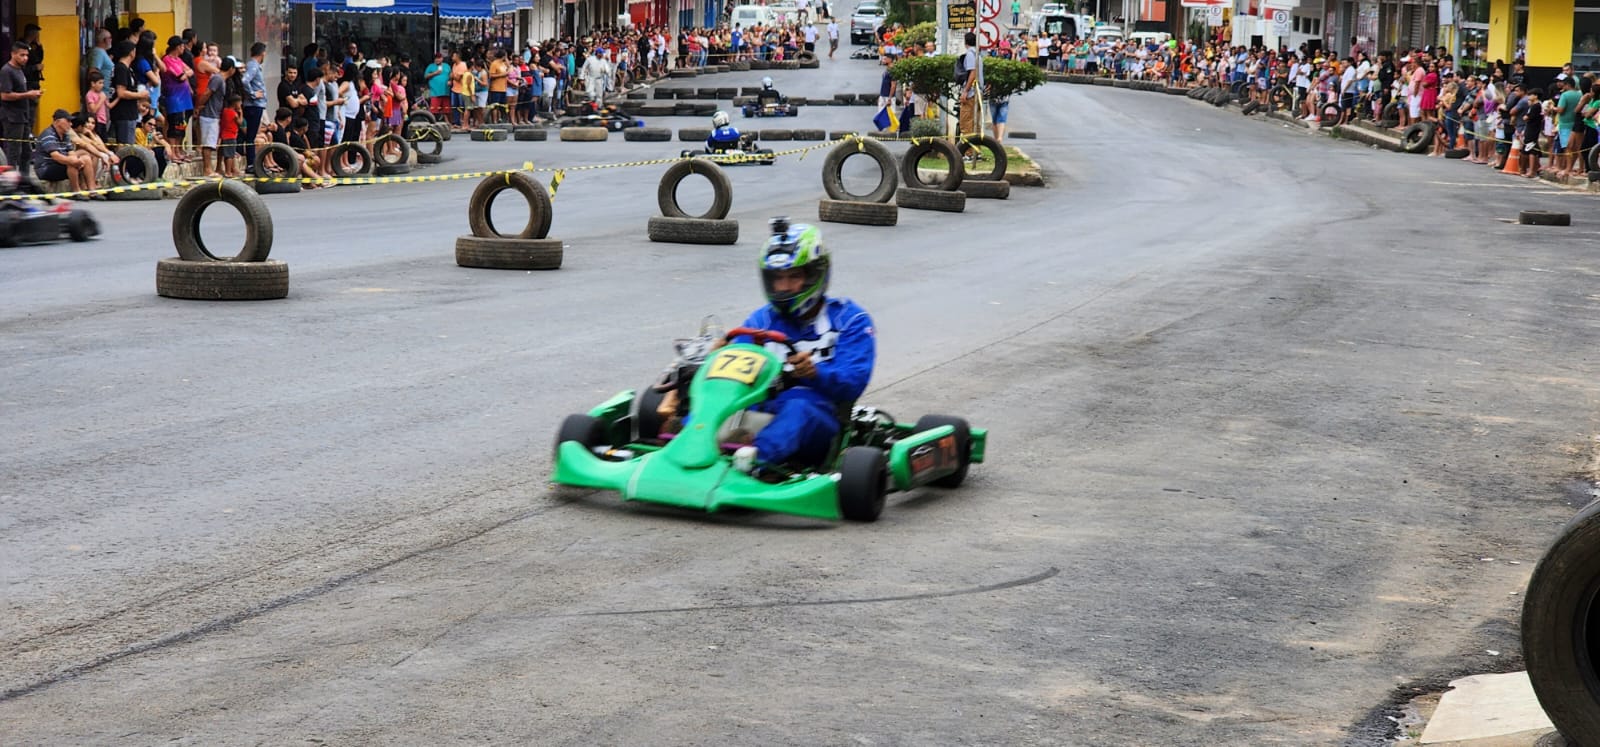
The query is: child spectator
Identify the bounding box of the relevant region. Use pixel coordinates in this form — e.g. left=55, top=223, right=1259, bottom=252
left=84, top=70, right=110, bottom=140
left=1521, top=90, right=1543, bottom=178
left=220, top=93, right=243, bottom=178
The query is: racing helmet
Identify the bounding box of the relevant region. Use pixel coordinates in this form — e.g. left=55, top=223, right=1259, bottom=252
left=760, top=217, right=829, bottom=319
left=712, top=110, right=731, bottom=128
left=761, top=76, right=774, bottom=89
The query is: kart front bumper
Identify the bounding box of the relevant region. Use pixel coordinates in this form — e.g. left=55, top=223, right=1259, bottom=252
left=554, top=441, right=842, bottom=520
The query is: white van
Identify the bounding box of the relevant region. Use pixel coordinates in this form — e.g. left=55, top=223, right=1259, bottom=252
left=730, top=4, right=776, bottom=29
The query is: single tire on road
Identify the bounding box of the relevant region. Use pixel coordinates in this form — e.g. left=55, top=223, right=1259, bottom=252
left=895, top=186, right=966, bottom=213
left=818, top=199, right=897, bottom=226
left=455, top=235, right=563, bottom=270
left=646, top=216, right=739, bottom=244
left=156, top=257, right=288, bottom=300
left=1519, top=210, right=1572, bottom=226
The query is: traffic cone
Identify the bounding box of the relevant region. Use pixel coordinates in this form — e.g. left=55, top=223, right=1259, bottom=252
left=1456, top=130, right=1468, bottom=149
left=1501, top=144, right=1523, bottom=175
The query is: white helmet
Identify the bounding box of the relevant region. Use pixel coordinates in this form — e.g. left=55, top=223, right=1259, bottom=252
left=712, top=111, right=731, bottom=128
left=762, top=76, right=774, bottom=89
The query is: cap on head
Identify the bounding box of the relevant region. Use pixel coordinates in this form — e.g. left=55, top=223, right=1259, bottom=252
left=51, top=108, right=71, bottom=121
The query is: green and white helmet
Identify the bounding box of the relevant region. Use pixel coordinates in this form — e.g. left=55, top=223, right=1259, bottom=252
left=760, top=217, right=829, bottom=319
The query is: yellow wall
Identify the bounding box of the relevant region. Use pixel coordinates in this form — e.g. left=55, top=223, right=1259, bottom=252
left=1487, top=0, right=1516, bottom=62
left=1525, top=0, right=1575, bottom=67
left=139, top=13, right=177, bottom=46
left=15, top=13, right=78, bottom=134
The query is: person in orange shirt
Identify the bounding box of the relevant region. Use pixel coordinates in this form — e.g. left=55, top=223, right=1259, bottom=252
left=447, top=50, right=468, bottom=129
left=487, top=49, right=509, bottom=124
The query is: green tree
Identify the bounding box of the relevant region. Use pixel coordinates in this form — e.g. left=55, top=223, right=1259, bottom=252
left=883, top=0, right=935, bottom=26
left=896, top=21, right=938, bottom=49
left=890, top=54, right=1046, bottom=108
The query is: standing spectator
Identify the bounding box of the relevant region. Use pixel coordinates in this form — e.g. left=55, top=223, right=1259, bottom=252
left=195, top=57, right=233, bottom=177
left=1521, top=88, right=1544, bottom=177
left=84, top=71, right=109, bottom=139
left=21, top=24, right=42, bottom=129
left=338, top=62, right=362, bottom=143
left=449, top=50, right=468, bottom=130
left=487, top=49, right=509, bottom=123
left=1011, top=0, right=1020, bottom=26
left=803, top=23, right=818, bottom=55
left=581, top=48, right=611, bottom=104
left=159, top=37, right=193, bottom=152
left=0, top=43, right=38, bottom=174
left=108, top=41, right=145, bottom=149
left=827, top=19, right=839, bottom=59
left=87, top=28, right=114, bottom=89
left=1554, top=74, right=1581, bottom=178
left=242, top=43, right=268, bottom=174
left=425, top=51, right=450, bottom=117
left=957, top=32, right=979, bottom=138
left=219, top=94, right=242, bottom=177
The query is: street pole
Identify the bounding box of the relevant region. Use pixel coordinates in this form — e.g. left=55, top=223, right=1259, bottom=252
left=937, top=0, right=949, bottom=53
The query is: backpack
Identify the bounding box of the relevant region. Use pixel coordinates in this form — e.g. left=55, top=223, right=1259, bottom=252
left=953, top=50, right=973, bottom=85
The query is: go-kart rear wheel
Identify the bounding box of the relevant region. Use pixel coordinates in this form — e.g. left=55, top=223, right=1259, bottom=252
left=556, top=414, right=608, bottom=459
left=838, top=446, right=888, bottom=522
left=65, top=211, right=98, bottom=242
left=913, top=415, right=971, bottom=488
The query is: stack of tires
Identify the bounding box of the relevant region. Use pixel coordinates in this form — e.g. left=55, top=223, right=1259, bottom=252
left=106, top=144, right=162, bottom=201
left=955, top=136, right=1010, bottom=200
left=896, top=140, right=966, bottom=213
left=647, top=159, right=739, bottom=244
left=158, top=180, right=286, bottom=300
left=818, top=138, right=898, bottom=226
left=456, top=172, right=563, bottom=270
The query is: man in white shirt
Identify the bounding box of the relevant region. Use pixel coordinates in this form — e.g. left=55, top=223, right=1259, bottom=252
left=796, top=0, right=811, bottom=24
left=803, top=23, right=818, bottom=54
left=827, top=20, right=839, bottom=58
left=1339, top=58, right=1357, bottom=123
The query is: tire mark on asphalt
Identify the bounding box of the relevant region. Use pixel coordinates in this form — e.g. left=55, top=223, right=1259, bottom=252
left=0, top=502, right=565, bottom=705
left=550, top=566, right=1060, bottom=618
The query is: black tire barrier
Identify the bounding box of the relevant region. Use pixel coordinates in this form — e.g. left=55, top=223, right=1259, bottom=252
left=695, top=87, right=717, bottom=98
left=960, top=135, right=1006, bottom=181
left=741, top=86, right=764, bottom=96
left=470, top=128, right=509, bottom=141
left=691, top=103, right=718, bottom=116
left=1009, top=131, right=1036, bottom=139
left=1400, top=122, right=1436, bottom=154
left=253, top=178, right=302, bottom=195
left=173, top=179, right=274, bottom=262
left=760, top=128, right=793, bottom=141
left=777, top=60, right=800, bottom=70
left=821, top=138, right=897, bottom=203
left=679, top=127, right=712, bottom=142
left=1381, top=101, right=1400, bottom=122
left=958, top=180, right=1010, bottom=199
left=834, top=93, right=855, bottom=104
left=827, top=129, right=859, bottom=140
left=750, top=60, right=770, bottom=70
left=454, top=235, right=563, bottom=270
left=513, top=127, right=549, bottom=142
left=374, top=132, right=412, bottom=166
left=818, top=199, right=897, bottom=226
left=717, top=87, right=737, bottom=99
left=403, top=110, right=437, bottom=139
left=108, top=144, right=161, bottom=201
left=156, top=257, right=288, bottom=300
left=653, top=88, right=676, bottom=99
left=469, top=172, right=554, bottom=240
left=560, top=127, right=608, bottom=142
left=896, top=186, right=965, bottom=213
left=329, top=141, right=373, bottom=178
left=624, top=127, right=673, bottom=142
left=1587, top=144, right=1600, bottom=172
left=793, top=129, right=826, bottom=141
left=901, top=139, right=964, bottom=191
left=1113, top=79, right=1130, bottom=89
left=669, top=68, right=698, bottom=78
left=796, top=51, right=818, bottom=65
left=728, top=61, right=751, bottom=71
left=646, top=215, right=739, bottom=244
left=254, top=142, right=298, bottom=181
left=1444, top=147, right=1469, bottom=159
left=658, top=159, right=733, bottom=221
left=626, top=91, right=648, bottom=100
left=1092, top=77, right=1114, bottom=87
left=1519, top=210, right=1572, bottom=226
left=1524, top=499, right=1600, bottom=741
left=413, top=125, right=445, bottom=164
left=1589, top=170, right=1600, bottom=182
left=1241, top=100, right=1261, bottom=115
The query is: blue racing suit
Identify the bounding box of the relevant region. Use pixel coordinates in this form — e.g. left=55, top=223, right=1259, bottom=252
left=730, top=297, right=875, bottom=467
left=707, top=125, right=742, bottom=151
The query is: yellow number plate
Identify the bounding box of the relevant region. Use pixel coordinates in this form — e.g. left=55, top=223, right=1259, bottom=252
left=706, top=349, right=767, bottom=385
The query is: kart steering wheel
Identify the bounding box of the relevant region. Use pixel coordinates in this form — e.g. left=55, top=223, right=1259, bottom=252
left=726, top=327, right=797, bottom=355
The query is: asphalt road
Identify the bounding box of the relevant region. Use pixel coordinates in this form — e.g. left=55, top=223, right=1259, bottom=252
left=3, top=54, right=1598, bottom=746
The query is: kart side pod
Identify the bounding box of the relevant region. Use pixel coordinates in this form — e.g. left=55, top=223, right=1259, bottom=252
left=887, top=425, right=961, bottom=491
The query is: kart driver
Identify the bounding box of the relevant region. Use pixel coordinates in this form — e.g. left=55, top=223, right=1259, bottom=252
left=707, top=110, right=742, bottom=152
left=756, top=76, right=785, bottom=106
left=725, top=218, right=876, bottom=473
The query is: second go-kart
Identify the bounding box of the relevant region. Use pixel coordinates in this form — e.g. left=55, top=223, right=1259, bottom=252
left=559, top=102, right=644, bottom=132
left=552, top=324, right=985, bottom=522
left=0, top=165, right=99, bottom=247
left=741, top=100, right=800, bottom=118
left=679, top=134, right=777, bottom=165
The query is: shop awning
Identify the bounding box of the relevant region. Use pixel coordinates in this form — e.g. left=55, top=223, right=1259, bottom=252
left=439, top=0, right=524, bottom=17
left=288, top=0, right=435, bottom=13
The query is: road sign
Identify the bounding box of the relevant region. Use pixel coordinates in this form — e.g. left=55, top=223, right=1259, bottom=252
left=949, top=1, right=977, bottom=29
left=1206, top=5, right=1224, bottom=26
left=1269, top=8, right=1290, bottom=33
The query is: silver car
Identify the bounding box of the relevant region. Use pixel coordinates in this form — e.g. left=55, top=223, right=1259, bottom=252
left=850, top=3, right=886, bottom=44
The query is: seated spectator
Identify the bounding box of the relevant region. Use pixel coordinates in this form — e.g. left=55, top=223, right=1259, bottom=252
left=69, top=113, right=120, bottom=183
left=134, top=112, right=169, bottom=178
left=34, top=109, right=97, bottom=196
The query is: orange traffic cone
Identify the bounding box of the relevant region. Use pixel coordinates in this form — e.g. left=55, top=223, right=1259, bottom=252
left=1501, top=144, right=1523, bottom=175
left=1456, top=130, right=1468, bottom=149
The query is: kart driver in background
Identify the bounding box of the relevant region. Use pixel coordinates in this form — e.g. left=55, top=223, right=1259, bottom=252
left=756, top=76, right=785, bottom=106
left=706, top=110, right=742, bottom=151
left=725, top=218, right=876, bottom=474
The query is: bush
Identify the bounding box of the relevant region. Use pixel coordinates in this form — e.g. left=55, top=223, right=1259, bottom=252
left=889, top=55, right=1046, bottom=105
left=908, top=117, right=942, bottom=138
left=897, top=22, right=937, bottom=50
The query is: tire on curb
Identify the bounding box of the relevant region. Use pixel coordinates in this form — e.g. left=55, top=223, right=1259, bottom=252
left=623, top=126, right=673, bottom=142
left=658, top=160, right=733, bottom=220
left=108, top=144, right=162, bottom=201
left=1241, top=100, right=1261, bottom=115
left=374, top=132, right=412, bottom=167
left=329, top=141, right=373, bottom=177
left=559, top=126, right=608, bottom=142
left=172, top=179, right=274, bottom=262
left=252, top=177, right=302, bottom=195
left=1524, top=499, right=1600, bottom=742
left=1444, top=147, right=1469, bottom=159
left=818, top=198, right=897, bottom=226
left=821, top=137, right=898, bottom=203
left=1400, top=122, right=1436, bottom=154
left=901, top=139, right=964, bottom=191
left=412, top=124, right=446, bottom=158
left=958, top=179, right=1010, bottom=199
left=895, top=186, right=966, bottom=213
left=454, top=235, right=563, bottom=270
left=469, top=171, right=554, bottom=240
left=253, top=142, right=298, bottom=181
left=470, top=128, right=509, bottom=141
left=156, top=257, right=289, bottom=300
left=959, top=135, right=1006, bottom=181
left=1519, top=210, right=1572, bottom=226
left=646, top=215, right=739, bottom=244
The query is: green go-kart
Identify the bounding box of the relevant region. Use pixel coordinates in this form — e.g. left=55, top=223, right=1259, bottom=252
left=552, top=326, right=986, bottom=522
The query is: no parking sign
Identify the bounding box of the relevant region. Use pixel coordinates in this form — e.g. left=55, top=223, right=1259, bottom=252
left=1269, top=8, right=1291, bottom=34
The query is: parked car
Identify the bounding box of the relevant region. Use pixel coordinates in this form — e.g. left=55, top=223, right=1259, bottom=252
left=850, top=2, right=886, bottom=44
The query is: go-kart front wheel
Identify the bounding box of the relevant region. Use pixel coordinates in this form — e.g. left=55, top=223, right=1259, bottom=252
left=838, top=446, right=888, bottom=522
left=914, top=415, right=972, bottom=487
left=555, top=414, right=608, bottom=459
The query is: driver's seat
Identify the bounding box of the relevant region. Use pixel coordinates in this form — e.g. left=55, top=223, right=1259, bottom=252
left=716, top=410, right=775, bottom=446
